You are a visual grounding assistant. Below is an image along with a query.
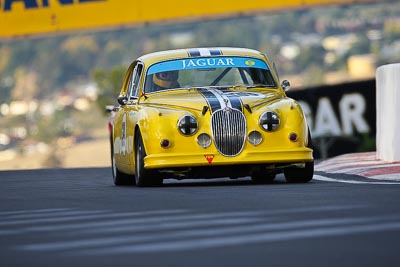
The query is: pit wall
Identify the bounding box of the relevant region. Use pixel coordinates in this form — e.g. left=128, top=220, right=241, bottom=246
left=286, top=79, right=376, bottom=159
left=376, top=63, right=400, bottom=162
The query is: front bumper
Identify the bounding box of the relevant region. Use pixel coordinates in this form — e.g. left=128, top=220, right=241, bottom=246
left=144, top=147, right=313, bottom=169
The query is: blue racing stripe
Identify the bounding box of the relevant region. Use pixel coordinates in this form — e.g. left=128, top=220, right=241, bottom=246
left=220, top=89, right=243, bottom=112
left=209, top=49, right=222, bottom=56
left=197, top=88, right=221, bottom=113
left=188, top=49, right=201, bottom=57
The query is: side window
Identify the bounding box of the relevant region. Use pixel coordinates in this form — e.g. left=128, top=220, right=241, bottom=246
left=128, top=63, right=143, bottom=99
left=126, top=66, right=136, bottom=99
left=125, top=71, right=134, bottom=96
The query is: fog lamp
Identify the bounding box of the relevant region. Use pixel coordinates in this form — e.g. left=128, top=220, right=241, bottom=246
left=197, top=133, right=212, bottom=148
left=248, top=131, right=263, bottom=146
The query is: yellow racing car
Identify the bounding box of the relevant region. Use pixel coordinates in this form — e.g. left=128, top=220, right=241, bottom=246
left=108, top=47, right=314, bottom=186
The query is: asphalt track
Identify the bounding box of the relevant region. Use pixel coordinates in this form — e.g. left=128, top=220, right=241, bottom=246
left=1, top=166, right=400, bottom=267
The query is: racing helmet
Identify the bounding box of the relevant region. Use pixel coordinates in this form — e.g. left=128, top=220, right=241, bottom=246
left=153, top=70, right=179, bottom=89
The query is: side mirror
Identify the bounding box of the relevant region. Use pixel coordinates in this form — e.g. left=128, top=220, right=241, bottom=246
left=281, top=80, right=291, bottom=91
left=117, top=95, right=128, bottom=105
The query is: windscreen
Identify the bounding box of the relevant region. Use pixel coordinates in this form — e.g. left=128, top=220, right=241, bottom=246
left=144, top=56, right=277, bottom=93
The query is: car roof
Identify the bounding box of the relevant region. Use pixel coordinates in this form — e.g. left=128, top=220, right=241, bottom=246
left=137, top=47, right=268, bottom=66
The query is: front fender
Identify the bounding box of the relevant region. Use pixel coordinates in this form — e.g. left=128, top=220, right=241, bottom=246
left=250, top=97, right=309, bottom=148
left=135, top=106, right=193, bottom=156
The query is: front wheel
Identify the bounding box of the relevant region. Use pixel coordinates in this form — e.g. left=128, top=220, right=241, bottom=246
left=284, top=128, right=314, bottom=183
left=135, top=133, right=163, bottom=187
left=284, top=161, right=314, bottom=183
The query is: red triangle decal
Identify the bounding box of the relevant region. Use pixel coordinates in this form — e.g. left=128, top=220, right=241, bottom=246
left=204, top=154, right=214, bottom=164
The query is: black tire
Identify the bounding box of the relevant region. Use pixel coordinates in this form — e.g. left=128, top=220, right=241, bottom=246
left=111, top=139, right=135, bottom=186
left=284, top=129, right=314, bottom=183
left=284, top=161, right=314, bottom=183
left=135, top=133, right=163, bottom=187
left=251, top=173, right=276, bottom=184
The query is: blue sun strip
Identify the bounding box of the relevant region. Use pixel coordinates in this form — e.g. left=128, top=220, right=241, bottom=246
left=147, top=57, right=268, bottom=75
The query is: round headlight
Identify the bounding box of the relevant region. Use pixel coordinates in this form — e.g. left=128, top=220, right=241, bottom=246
left=177, top=114, right=198, bottom=135
left=259, top=111, right=280, bottom=131
left=248, top=131, right=263, bottom=146
left=197, top=133, right=212, bottom=148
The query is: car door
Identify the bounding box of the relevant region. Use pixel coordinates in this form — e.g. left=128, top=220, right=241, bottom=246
left=112, top=63, right=136, bottom=172
left=122, top=62, right=144, bottom=169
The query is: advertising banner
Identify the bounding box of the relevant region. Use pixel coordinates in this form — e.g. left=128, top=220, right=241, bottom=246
left=0, top=0, right=376, bottom=38
left=287, top=79, right=376, bottom=158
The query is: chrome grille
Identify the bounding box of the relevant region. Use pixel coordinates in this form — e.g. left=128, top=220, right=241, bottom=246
left=211, top=108, right=246, bottom=156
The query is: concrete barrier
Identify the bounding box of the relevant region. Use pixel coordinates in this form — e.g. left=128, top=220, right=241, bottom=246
left=376, top=63, right=400, bottom=162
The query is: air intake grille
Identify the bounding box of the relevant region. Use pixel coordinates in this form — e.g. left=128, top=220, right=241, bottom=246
left=211, top=108, right=246, bottom=156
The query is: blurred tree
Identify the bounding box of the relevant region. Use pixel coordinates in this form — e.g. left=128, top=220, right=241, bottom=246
left=93, top=65, right=126, bottom=115
left=347, top=33, right=370, bottom=55
left=33, top=109, right=73, bottom=143
left=11, top=67, right=39, bottom=101
left=60, top=35, right=99, bottom=81
left=302, top=64, right=326, bottom=87
left=0, top=1, right=399, bottom=106
left=98, top=41, right=125, bottom=67
left=0, top=46, right=11, bottom=73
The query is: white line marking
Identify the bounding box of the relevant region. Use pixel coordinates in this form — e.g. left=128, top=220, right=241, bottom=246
left=81, top=217, right=263, bottom=235
left=17, top=211, right=264, bottom=233
left=0, top=208, right=73, bottom=216
left=314, top=175, right=400, bottom=185
left=77, top=220, right=400, bottom=254
left=316, top=160, right=385, bottom=171
left=316, top=163, right=400, bottom=175
left=0, top=209, right=188, bottom=227
left=21, top=216, right=398, bottom=252
left=1, top=210, right=107, bottom=220
left=369, top=174, right=400, bottom=181
left=6, top=206, right=361, bottom=234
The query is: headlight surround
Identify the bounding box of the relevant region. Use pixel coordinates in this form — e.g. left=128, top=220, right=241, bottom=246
left=259, top=111, right=280, bottom=131
left=177, top=114, right=198, bottom=135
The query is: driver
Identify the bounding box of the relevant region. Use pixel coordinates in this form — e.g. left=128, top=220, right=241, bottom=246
left=152, top=70, right=180, bottom=91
